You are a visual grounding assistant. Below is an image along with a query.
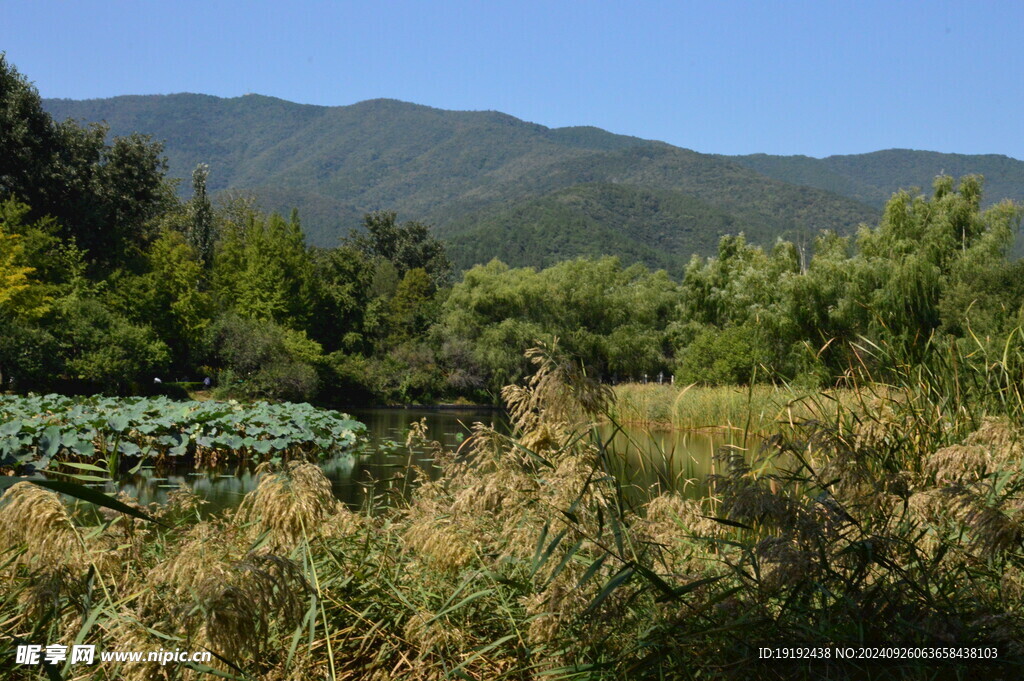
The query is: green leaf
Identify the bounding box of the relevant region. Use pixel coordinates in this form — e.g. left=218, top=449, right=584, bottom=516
left=446, top=634, right=517, bottom=677
left=655, top=574, right=726, bottom=603
left=428, top=588, right=494, bottom=623
left=532, top=528, right=568, bottom=578
left=552, top=543, right=589, bottom=592
left=40, top=424, right=63, bottom=457
left=609, top=512, right=625, bottom=556
left=586, top=565, right=635, bottom=614
left=118, top=441, right=142, bottom=456
left=532, top=522, right=550, bottom=571
left=71, top=438, right=95, bottom=457
left=181, top=662, right=247, bottom=680
left=0, top=420, right=22, bottom=437
left=577, top=554, right=609, bottom=591
left=67, top=474, right=112, bottom=482
left=106, top=415, right=130, bottom=432
left=57, top=461, right=108, bottom=473
left=701, top=515, right=754, bottom=530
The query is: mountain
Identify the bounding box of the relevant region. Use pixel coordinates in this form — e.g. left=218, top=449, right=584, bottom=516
left=442, top=183, right=740, bottom=272
left=726, top=150, right=1024, bottom=209
left=42, top=94, right=1023, bottom=271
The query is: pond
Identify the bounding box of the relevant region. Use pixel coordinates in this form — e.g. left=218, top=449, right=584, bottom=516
left=94, top=408, right=757, bottom=515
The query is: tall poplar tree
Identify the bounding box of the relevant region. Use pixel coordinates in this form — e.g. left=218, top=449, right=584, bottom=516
left=187, top=163, right=214, bottom=268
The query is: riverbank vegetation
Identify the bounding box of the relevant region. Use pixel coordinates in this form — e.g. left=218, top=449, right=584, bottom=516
left=608, top=383, right=822, bottom=432
left=0, top=394, right=365, bottom=476
left=3, top=335, right=1024, bottom=679
left=3, top=55, right=1023, bottom=411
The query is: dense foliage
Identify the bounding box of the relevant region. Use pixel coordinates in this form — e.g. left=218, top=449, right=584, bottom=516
left=731, top=148, right=1024, bottom=210
left=436, top=178, right=1021, bottom=395
left=3, top=54, right=1023, bottom=408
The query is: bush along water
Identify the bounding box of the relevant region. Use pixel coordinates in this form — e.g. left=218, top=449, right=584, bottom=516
left=2, top=336, right=1024, bottom=679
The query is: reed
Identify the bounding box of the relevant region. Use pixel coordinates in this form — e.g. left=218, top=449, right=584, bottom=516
left=609, top=382, right=834, bottom=432
left=3, top=332, right=1024, bottom=679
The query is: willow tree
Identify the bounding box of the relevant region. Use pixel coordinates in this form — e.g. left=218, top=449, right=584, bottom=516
left=852, top=175, right=1019, bottom=351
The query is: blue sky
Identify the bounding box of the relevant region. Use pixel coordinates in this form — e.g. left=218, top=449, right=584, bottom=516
left=3, top=0, right=1022, bottom=159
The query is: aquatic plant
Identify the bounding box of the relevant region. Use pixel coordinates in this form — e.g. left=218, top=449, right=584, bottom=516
left=0, top=395, right=365, bottom=476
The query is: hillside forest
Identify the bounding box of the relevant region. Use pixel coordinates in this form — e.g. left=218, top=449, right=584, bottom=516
left=3, top=54, right=1023, bottom=406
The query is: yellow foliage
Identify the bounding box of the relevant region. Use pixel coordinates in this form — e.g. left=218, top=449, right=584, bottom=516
left=0, top=214, right=49, bottom=317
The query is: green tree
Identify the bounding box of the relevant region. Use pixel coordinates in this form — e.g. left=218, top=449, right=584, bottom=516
left=308, top=245, right=373, bottom=352
left=0, top=54, right=60, bottom=207
left=852, top=176, right=1019, bottom=352
left=50, top=297, right=170, bottom=393
left=129, top=230, right=212, bottom=367
left=0, top=318, right=58, bottom=391
left=0, top=199, right=55, bottom=389
left=186, top=163, right=215, bottom=267
left=349, top=211, right=452, bottom=288
left=0, top=202, right=46, bottom=317
left=210, top=315, right=321, bottom=402
left=677, top=324, right=773, bottom=385
left=438, top=257, right=680, bottom=394
left=212, top=204, right=314, bottom=329
left=678, top=233, right=798, bottom=330
left=0, top=54, right=171, bottom=270
left=783, top=231, right=862, bottom=376
left=388, top=268, right=435, bottom=342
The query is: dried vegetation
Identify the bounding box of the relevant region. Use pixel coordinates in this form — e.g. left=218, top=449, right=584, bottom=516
left=3, top=337, right=1024, bottom=679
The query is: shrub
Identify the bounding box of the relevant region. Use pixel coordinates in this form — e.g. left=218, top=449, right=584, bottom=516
left=209, top=315, right=321, bottom=402
left=677, top=323, right=773, bottom=385
left=51, top=297, right=170, bottom=393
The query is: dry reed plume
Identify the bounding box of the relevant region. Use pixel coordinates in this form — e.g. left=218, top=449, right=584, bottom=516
left=235, top=461, right=351, bottom=550
left=6, top=339, right=1024, bottom=679
left=1, top=482, right=90, bottom=570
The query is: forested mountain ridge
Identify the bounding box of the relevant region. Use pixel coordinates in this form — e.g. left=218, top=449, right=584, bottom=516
left=727, top=149, right=1024, bottom=209
left=43, top=94, right=877, bottom=271
left=43, top=94, right=1024, bottom=270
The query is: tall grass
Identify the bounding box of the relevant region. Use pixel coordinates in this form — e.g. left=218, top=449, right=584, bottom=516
left=3, top=333, right=1024, bottom=679
left=609, top=382, right=830, bottom=432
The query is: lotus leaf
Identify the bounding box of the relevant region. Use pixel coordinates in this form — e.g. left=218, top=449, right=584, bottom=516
left=1, top=394, right=366, bottom=471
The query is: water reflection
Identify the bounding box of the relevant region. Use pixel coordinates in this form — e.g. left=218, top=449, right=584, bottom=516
left=96, top=407, right=506, bottom=515
left=343, top=407, right=509, bottom=510
left=89, top=466, right=260, bottom=517
left=90, top=409, right=759, bottom=514
left=597, top=425, right=756, bottom=502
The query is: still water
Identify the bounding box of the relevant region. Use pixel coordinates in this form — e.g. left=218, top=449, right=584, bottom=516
left=103, top=408, right=755, bottom=514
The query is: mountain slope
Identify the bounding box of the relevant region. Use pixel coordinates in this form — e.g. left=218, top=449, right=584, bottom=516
left=728, top=150, right=1024, bottom=208
left=443, top=183, right=742, bottom=273
left=48, top=94, right=987, bottom=269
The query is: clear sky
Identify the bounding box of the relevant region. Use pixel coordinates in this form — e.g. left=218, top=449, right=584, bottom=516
left=2, top=0, right=1022, bottom=159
